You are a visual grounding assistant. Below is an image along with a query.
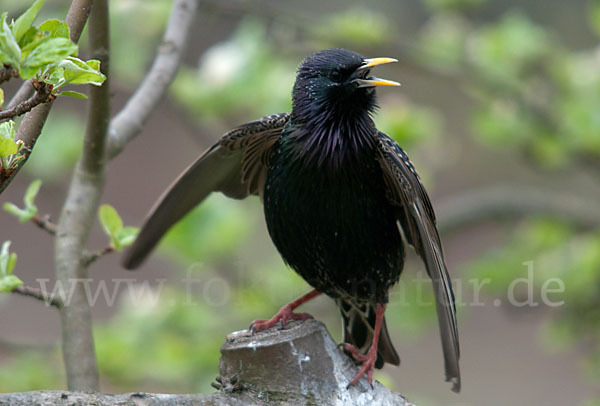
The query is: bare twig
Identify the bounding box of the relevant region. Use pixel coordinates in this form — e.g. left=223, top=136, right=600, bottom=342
left=106, top=0, right=198, bottom=158
left=0, top=82, right=54, bottom=120
left=12, top=285, right=62, bottom=308
left=31, top=214, right=57, bottom=236
left=0, top=0, right=93, bottom=196
left=82, top=246, right=114, bottom=267
left=54, top=0, right=108, bottom=392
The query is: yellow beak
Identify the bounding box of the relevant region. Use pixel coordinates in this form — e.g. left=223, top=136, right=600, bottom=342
left=360, top=77, right=401, bottom=87
left=354, top=57, right=401, bottom=88
left=359, top=57, right=398, bottom=70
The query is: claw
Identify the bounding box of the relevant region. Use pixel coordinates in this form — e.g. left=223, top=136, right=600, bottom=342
left=347, top=354, right=376, bottom=388
left=343, top=342, right=376, bottom=388
left=249, top=290, right=321, bottom=334
left=341, top=342, right=368, bottom=362
left=249, top=304, right=314, bottom=334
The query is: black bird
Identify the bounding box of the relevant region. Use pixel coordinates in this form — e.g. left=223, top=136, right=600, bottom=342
left=122, top=48, right=460, bottom=391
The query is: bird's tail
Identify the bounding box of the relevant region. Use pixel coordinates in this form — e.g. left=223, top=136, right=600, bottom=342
left=338, top=299, right=400, bottom=368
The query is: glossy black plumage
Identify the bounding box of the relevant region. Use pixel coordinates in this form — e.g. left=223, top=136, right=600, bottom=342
left=122, top=48, right=460, bottom=392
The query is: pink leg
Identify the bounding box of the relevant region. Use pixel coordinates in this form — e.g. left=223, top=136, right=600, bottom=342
left=344, top=303, right=386, bottom=387
left=250, top=289, right=322, bottom=333
left=341, top=342, right=369, bottom=363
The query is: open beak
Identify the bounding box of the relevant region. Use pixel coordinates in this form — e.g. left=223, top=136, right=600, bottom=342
left=354, top=57, right=401, bottom=88
left=358, top=57, right=398, bottom=70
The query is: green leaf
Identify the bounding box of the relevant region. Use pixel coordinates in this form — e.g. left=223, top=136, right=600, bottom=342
left=0, top=241, right=22, bottom=292
left=0, top=12, right=21, bottom=67
left=3, top=200, right=36, bottom=222
left=20, top=29, right=48, bottom=59
left=21, top=37, right=77, bottom=75
left=0, top=241, right=11, bottom=273
left=0, top=121, right=18, bottom=157
left=11, top=0, right=45, bottom=42
left=41, top=63, right=65, bottom=85
left=19, top=207, right=37, bottom=222
left=37, top=19, right=69, bottom=39
left=0, top=120, right=16, bottom=139
left=85, top=59, right=100, bottom=71
left=116, top=226, right=139, bottom=250
left=18, top=66, right=39, bottom=80
left=58, top=90, right=87, bottom=99
left=59, top=57, right=106, bottom=86
left=0, top=241, right=18, bottom=274
left=3, top=202, right=28, bottom=220
left=0, top=88, right=4, bottom=108
left=99, top=204, right=123, bottom=248
left=99, top=204, right=123, bottom=234
left=0, top=274, right=22, bottom=292
left=2, top=180, right=41, bottom=222
left=24, top=179, right=41, bottom=208
left=17, top=26, right=38, bottom=48
left=6, top=252, right=16, bottom=275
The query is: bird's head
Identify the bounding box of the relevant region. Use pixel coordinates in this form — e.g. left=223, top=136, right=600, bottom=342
left=291, top=48, right=400, bottom=126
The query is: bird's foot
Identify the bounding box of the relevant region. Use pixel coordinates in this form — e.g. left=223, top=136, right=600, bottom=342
left=249, top=304, right=314, bottom=333
left=341, top=343, right=368, bottom=362
left=342, top=343, right=377, bottom=388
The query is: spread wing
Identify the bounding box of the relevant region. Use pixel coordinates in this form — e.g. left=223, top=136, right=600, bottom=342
left=122, top=113, right=290, bottom=270
left=375, top=131, right=461, bottom=393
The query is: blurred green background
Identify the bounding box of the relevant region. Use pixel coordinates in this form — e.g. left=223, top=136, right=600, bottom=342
left=1, top=0, right=599, bottom=405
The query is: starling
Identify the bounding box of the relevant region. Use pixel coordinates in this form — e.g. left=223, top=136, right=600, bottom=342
left=122, top=48, right=460, bottom=392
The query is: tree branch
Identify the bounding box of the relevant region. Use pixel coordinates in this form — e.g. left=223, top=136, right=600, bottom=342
left=436, top=184, right=600, bottom=233
left=11, top=285, right=62, bottom=308
left=64, top=0, right=93, bottom=43
left=106, top=0, right=198, bottom=158
left=54, top=0, right=109, bottom=392
left=0, top=82, right=54, bottom=120
left=81, top=246, right=114, bottom=267
left=0, top=0, right=93, bottom=195
left=31, top=214, right=57, bottom=236
left=5, top=81, right=35, bottom=112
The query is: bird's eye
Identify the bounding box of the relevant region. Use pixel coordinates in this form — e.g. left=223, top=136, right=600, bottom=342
left=330, top=68, right=342, bottom=82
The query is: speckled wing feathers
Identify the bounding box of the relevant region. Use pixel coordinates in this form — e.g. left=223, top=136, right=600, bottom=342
left=221, top=113, right=290, bottom=197
left=375, top=131, right=461, bottom=393
left=122, top=113, right=290, bottom=270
